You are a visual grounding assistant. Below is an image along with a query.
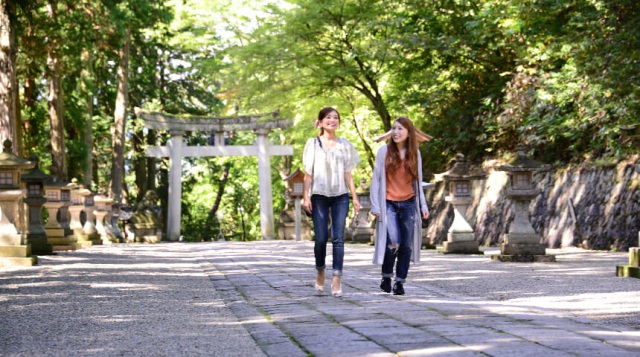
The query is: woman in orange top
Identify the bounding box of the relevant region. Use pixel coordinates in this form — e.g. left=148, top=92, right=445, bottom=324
left=369, top=116, right=429, bottom=295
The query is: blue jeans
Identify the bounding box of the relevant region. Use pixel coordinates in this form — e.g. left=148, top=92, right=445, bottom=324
left=382, top=197, right=416, bottom=282
left=311, top=193, right=350, bottom=276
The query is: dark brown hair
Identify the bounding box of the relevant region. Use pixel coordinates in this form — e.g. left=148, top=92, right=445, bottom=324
left=385, top=116, right=419, bottom=181
left=317, top=107, right=340, bottom=135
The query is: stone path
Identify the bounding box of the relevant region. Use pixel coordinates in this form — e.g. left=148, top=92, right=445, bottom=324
left=1, top=241, right=639, bottom=356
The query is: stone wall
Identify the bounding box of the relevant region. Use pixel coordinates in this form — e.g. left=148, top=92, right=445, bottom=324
left=424, top=158, right=640, bottom=251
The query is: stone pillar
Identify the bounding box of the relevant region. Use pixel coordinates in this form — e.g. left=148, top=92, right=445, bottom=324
left=110, top=202, right=124, bottom=241
left=82, top=192, right=99, bottom=243
left=130, top=190, right=163, bottom=243
left=94, top=194, right=119, bottom=244
left=21, top=155, right=53, bottom=255
left=493, top=145, right=555, bottom=262
left=421, top=182, right=436, bottom=249
left=67, top=180, right=88, bottom=247
left=281, top=169, right=312, bottom=241
left=0, top=140, right=37, bottom=267
left=441, top=154, right=483, bottom=254
left=346, top=178, right=375, bottom=243
left=167, top=131, right=183, bottom=241
left=255, top=128, right=274, bottom=240
left=68, top=185, right=100, bottom=248
left=44, top=179, right=78, bottom=251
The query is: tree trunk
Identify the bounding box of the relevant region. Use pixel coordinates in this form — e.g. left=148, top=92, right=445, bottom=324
left=111, top=29, right=130, bottom=204
left=207, top=165, right=229, bottom=223
left=146, top=129, right=157, bottom=191
left=46, top=1, right=67, bottom=181
left=80, top=49, right=94, bottom=189
left=133, top=128, right=147, bottom=199
left=0, top=1, right=18, bottom=151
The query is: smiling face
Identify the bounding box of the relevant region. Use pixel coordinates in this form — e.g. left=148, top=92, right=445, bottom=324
left=391, top=121, right=409, bottom=144
left=319, top=110, right=340, bottom=131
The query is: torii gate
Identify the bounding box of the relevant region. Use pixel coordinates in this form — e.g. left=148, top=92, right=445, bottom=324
left=135, top=108, right=293, bottom=241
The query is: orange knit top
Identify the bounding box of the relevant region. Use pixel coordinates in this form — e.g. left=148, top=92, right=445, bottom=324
left=385, top=159, right=415, bottom=201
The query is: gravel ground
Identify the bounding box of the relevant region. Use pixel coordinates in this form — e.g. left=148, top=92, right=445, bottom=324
left=0, top=242, right=638, bottom=357
left=410, top=247, right=640, bottom=330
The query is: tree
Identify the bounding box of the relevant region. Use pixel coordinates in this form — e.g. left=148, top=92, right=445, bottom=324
left=0, top=1, right=19, bottom=152
left=225, top=0, right=400, bottom=131
left=45, top=0, right=66, bottom=180
left=111, top=27, right=130, bottom=203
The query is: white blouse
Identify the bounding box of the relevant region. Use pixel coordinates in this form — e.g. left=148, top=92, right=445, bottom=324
left=302, top=137, right=360, bottom=197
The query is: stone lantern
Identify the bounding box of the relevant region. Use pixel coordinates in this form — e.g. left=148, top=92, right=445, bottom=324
left=130, top=190, right=163, bottom=243
left=440, top=153, right=483, bottom=254
left=616, top=124, right=640, bottom=278
left=110, top=201, right=124, bottom=241
left=421, top=182, right=436, bottom=249
left=67, top=179, right=99, bottom=247
left=346, top=178, right=375, bottom=243
left=0, top=140, right=37, bottom=267
left=20, top=154, right=54, bottom=255
left=81, top=190, right=100, bottom=244
left=94, top=194, right=119, bottom=244
left=44, top=177, right=77, bottom=251
left=493, top=145, right=555, bottom=262
left=280, top=168, right=312, bottom=241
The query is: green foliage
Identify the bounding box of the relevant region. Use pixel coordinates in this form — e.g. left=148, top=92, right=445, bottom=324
left=12, top=0, right=640, bottom=241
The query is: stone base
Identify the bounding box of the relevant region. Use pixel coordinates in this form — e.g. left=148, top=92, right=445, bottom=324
left=500, top=242, right=546, bottom=256
left=278, top=223, right=313, bottom=241
left=131, top=228, right=163, bottom=243
left=0, top=245, right=31, bottom=257
left=47, top=229, right=80, bottom=251
left=616, top=247, right=639, bottom=278
left=616, top=265, right=640, bottom=278
left=442, top=240, right=481, bottom=254
left=0, top=256, right=38, bottom=267
left=75, top=232, right=102, bottom=247
left=134, top=235, right=162, bottom=244
left=0, top=245, right=37, bottom=267
left=26, top=233, right=54, bottom=255
left=45, top=228, right=66, bottom=237
left=349, top=228, right=374, bottom=243
left=100, top=235, right=122, bottom=245
left=422, top=233, right=436, bottom=249
left=49, top=237, right=81, bottom=251
left=492, top=254, right=556, bottom=262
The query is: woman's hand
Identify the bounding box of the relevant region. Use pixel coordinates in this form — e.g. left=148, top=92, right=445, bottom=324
left=352, top=198, right=361, bottom=215
left=422, top=210, right=430, bottom=220
left=302, top=197, right=312, bottom=215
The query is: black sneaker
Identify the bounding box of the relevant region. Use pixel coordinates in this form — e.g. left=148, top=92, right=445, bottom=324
left=393, top=281, right=404, bottom=295
left=380, top=277, right=392, bottom=293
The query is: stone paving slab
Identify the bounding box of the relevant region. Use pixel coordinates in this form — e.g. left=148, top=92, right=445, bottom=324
left=1, top=241, right=639, bottom=357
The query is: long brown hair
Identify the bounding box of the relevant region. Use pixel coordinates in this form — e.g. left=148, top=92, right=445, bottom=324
left=385, top=116, right=419, bottom=181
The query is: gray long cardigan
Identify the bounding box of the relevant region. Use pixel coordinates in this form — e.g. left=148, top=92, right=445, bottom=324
left=369, top=144, right=429, bottom=265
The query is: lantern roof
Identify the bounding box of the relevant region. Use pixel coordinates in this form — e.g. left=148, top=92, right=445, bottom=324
left=0, top=140, right=34, bottom=170
left=44, top=176, right=69, bottom=188
left=441, top=153, right=485, bottom=181
left=497, top=145, right=550, bottom=172
left=21, top=155, right=52, bottom=183
left=283, top=168, right=305, bottom=182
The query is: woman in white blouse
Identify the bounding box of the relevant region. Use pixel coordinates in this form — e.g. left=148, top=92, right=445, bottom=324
left=302, top=107, right=361, bottom=297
